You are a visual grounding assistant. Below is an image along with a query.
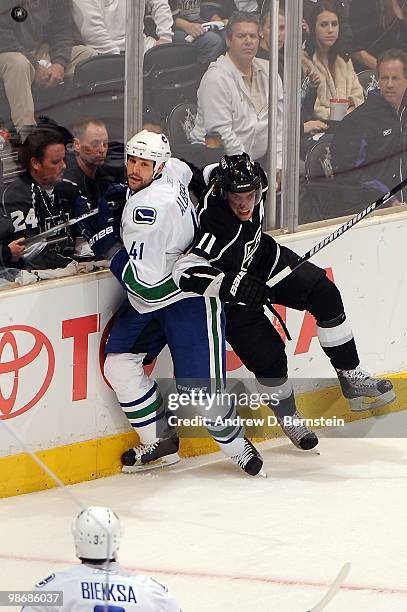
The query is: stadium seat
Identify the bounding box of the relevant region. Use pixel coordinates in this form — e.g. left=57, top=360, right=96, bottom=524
left=357, top=69, right=380, bottom=100
left=73, top=54, right=125, bottom=140
left=143, top=44, right=202, bottom=119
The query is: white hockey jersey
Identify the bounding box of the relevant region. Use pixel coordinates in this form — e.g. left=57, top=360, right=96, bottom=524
left=112, top=158, right=197, bottom=314
left=22, top=562, right=180, bottom=612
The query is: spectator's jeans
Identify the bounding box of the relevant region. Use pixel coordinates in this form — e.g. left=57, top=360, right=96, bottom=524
left=0, top=44, right=96, bottom=131
left=173, top=29, right=225, bottom=64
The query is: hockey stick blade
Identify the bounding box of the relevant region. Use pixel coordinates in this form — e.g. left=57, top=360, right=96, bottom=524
left=267, top=177, right=407, bottom=289
left=307, top=562, right=351, bottom=612
left=23, top=209, right=99, bottom=246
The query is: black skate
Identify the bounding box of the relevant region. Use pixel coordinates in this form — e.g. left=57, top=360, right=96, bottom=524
left=276, top=410, right=319, bottom=450
left=337, top=367, right=396, bottom=412
left=231, top=437, right=266, bottom=477
left=121, top=434, right=180, bottom=473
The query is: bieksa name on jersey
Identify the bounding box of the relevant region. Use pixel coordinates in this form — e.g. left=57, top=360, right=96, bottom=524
left=81, top=581, right=137, bottom=603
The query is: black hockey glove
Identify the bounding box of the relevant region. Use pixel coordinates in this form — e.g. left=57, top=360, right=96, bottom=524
left=219, top=271, right=275, bottom=309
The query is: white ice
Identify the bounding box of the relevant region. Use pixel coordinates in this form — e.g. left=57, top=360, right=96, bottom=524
left=1, top=411, right=407, bottom=612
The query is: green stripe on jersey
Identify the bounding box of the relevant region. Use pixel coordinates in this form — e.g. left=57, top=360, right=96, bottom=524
left=123, top=263, right=180, bottom=302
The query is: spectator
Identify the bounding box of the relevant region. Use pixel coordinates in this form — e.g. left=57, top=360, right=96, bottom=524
left=302, top=0, right=364, bottom=122
left=257, top=7, right=327, bottom=157
left=0, top=0, right=95, bottom=133
left=72, top=0, right=173, bottom=55
left=64, top=119, right=111, bottom=208
left=303, top=0, right=352, bottom=55
left=350, top=0, right=407, bottom=71
left=1, top=127, right=85, bottom=271
left=169, top=0, right=226, bottom=63
left=0, top=211, right=26, bottom=269
left=331, top=48, right=407, bottom=206
left=190, top=11, right=283, bottom=171
left=234, top=0, right=260, bottom=11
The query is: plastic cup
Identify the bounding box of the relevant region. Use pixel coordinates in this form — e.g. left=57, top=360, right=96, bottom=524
left=329, top=98, right=349, bottom=121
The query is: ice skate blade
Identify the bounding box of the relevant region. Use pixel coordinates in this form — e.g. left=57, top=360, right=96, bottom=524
left=257, top=468, right=267, bottom=478
left=349, top=389, right=396, bottom=412
left=122, top=452, right=180, bottom=473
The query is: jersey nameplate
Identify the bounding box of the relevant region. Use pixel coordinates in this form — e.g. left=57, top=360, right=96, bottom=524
left=133, top=207, right=156, bottom=225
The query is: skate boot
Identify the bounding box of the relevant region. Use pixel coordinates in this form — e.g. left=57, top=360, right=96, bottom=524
left=276, top=410, right=319, bottom=450
left=230, top=437, right=266, bottom=477
left=121, top=434, right=180, bottom=473
left=337, top=367, right=396, bottom=412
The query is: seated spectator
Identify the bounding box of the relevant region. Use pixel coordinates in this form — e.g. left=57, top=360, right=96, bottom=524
left=1, top=126, right=85, bottom=271
left=64, top=119, right=111, bottom=208
left=72, top=0, right=173, bottom=55
left=190, top=10, right=283, bottom=174
left=0, top=211, right=26, bottom=270
left=304, top=0, right=352, bottom=52
left=350, top=0, right=407, bottom=72
left=302, top=0, right=364, bottom=122
left=234, top=1, right=260, bottom=12
left=0, top=1, right=95, bottom=133
left=169, top=0, right=227, bottom=63
left=331, top=48, right=407, bottom=206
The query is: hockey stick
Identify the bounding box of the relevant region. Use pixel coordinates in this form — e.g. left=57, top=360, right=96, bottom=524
left=267, top=177, right=407, bottom=289
left=23, top=208, right=100, bottom=246
left=307, top=562, right=351, bottom=611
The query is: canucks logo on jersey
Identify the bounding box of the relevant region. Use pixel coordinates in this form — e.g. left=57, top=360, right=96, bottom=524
left=133, top=207, right=156, bottom=225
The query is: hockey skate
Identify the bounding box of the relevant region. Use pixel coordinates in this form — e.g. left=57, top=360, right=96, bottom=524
left=230, top=437, right=266, bottom=477
left=276, top=410, right=319, bottom=450
left=121, top=434, right=180, bottom=473
left=337, top=367, right=396, bottom=412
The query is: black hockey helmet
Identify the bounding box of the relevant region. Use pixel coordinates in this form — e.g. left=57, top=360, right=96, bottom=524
left=217, top=153, right=262, bottom=194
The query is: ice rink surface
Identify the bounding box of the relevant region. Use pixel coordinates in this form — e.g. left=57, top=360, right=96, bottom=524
left=1, top=412, right=407, bottom=612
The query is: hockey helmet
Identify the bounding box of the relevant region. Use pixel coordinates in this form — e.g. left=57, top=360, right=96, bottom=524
left=218, top=153, right=262, bottom=192
left=72, top=506, right=121, bottom=560
left=126, top=129, right=171, bottom=177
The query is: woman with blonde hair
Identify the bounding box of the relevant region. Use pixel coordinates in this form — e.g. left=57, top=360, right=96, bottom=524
left=303, top=0, right=364, bottom=122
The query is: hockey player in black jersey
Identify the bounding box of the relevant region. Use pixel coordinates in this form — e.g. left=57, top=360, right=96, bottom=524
left=173, top=154, right=395, bottom=447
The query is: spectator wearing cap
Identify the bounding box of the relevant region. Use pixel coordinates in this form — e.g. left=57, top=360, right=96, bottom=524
left=0, top=0, right=95, bottom=133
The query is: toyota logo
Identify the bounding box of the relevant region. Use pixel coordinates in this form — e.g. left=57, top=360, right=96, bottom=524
left=0, top=325, right=55, bottom=419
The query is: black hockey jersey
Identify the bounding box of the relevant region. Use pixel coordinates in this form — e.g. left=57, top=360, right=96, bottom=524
left=1, top=172, right=82, bottom=269
left=172, top=174, right=281, bottom=295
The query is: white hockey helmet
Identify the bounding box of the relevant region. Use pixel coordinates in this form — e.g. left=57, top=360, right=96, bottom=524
left=72, top=507, right=121, bottom=560
left=126, top=129, right=171, bottom=176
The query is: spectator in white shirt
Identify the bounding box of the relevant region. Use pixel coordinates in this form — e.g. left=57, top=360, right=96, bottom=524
left=72, top=0, right=173, bottom=55
left=190, top=11, right=283, bottom=173
left=234, top=0, right=260, bottom=12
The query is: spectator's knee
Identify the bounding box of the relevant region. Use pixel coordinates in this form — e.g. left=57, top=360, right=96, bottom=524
left=1, top=52, right=33, bottom=76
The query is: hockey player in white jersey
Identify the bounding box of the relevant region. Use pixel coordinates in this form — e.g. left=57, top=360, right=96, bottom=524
left=22, top=506, right=180, bottom=612
left=104, top=130, right=265, bottom=476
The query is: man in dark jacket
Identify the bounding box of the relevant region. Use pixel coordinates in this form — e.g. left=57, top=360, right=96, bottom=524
left=331, top=48, right=407, bottom=205
left=1, top=126, right=86, bottom=270
left=0, top=0, right=95, bottom=132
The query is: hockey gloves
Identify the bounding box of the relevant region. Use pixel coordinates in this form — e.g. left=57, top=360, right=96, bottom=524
left=219, top=271, right=275, bottom=309
left=73, top=184, right=126, bottom=259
